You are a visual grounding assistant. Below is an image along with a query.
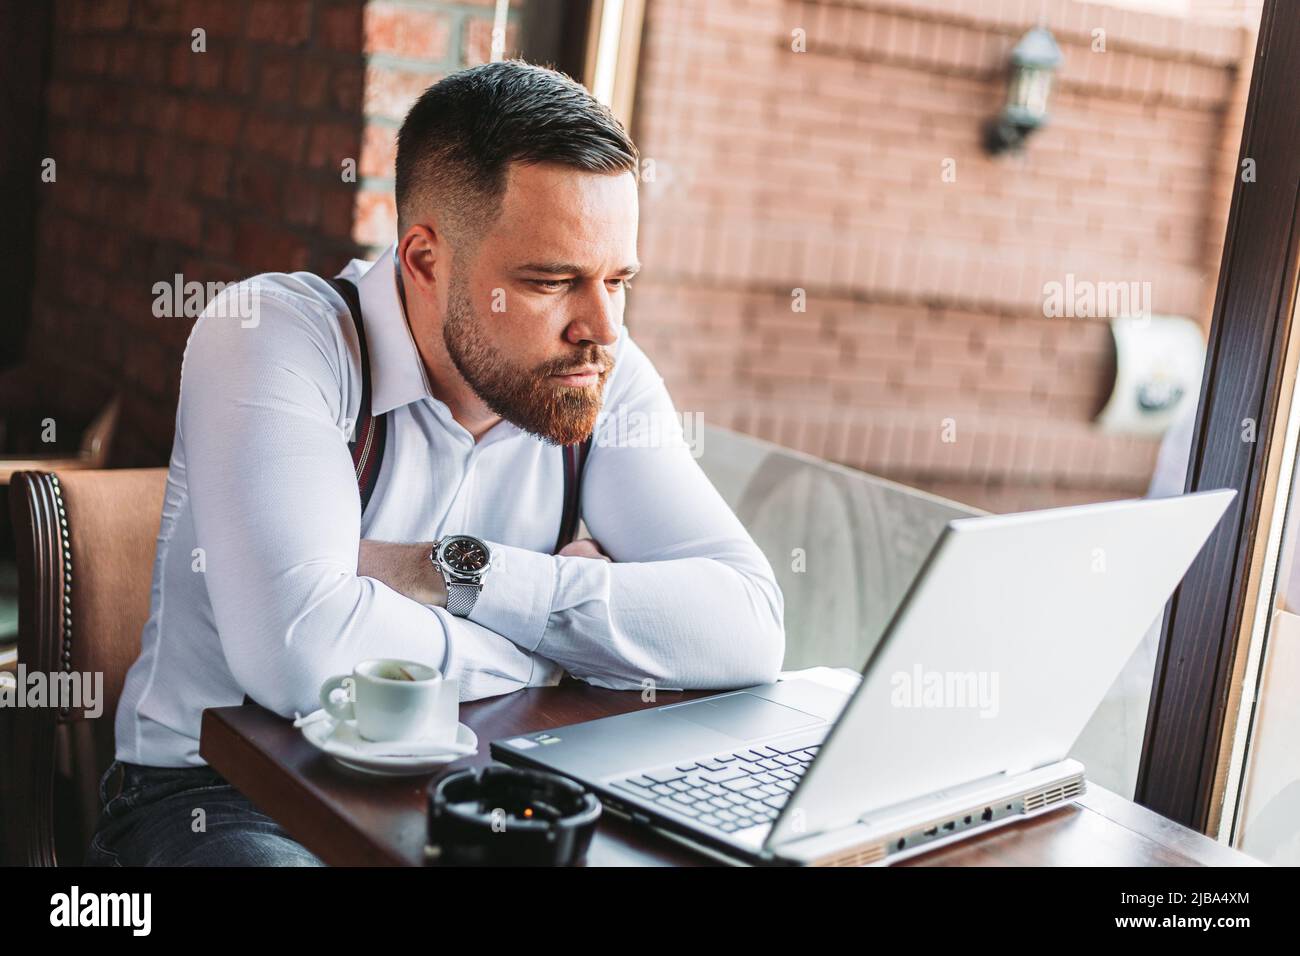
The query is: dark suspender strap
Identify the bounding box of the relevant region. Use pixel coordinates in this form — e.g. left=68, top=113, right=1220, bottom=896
left=326, top=276, right=387, bottom=514
left=554, top=434, right=594, bottom=554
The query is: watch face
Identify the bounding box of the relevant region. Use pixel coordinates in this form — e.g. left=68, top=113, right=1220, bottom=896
left=440, top=536, right=490, bottom=576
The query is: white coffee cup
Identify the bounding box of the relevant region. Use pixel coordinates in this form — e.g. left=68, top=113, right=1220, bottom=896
left=319, top=658, right=459, bottom=745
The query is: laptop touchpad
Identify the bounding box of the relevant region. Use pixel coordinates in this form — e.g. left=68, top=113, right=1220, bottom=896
left=667, top=693, right=822, bottom=741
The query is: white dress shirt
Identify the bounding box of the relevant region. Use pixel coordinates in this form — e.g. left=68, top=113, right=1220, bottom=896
left=115, top=243, right=785, bottom=767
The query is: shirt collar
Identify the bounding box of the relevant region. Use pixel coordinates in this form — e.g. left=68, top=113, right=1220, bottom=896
left=354, top=241, right=436, bottom=416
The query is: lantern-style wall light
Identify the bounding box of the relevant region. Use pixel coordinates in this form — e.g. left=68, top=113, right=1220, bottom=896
left=984, top=27, right=1063, bottom=155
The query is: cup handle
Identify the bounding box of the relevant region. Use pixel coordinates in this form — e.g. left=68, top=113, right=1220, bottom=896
left=320, top=675, right=355, bottom=722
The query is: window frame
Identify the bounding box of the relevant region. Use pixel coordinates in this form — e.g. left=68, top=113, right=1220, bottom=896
left=1137, top=0, right=1300, bottom=836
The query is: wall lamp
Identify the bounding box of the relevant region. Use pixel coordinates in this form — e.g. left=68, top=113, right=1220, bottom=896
left=984, top=27, right=1063, bottom=155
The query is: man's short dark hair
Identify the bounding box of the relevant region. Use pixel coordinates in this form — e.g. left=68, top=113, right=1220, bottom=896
left=395, top=60, right=639, bottom=248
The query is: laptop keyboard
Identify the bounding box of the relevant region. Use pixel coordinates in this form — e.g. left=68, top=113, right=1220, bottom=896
left=609, top=732, right=824, bottom=834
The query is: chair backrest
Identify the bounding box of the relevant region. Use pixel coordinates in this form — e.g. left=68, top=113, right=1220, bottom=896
left=695, top=426, right=983, bottom=671
left=6, top=468, right=167, bottom=865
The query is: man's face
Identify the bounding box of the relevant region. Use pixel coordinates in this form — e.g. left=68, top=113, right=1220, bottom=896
left=442, top=161, right=640, bottom=446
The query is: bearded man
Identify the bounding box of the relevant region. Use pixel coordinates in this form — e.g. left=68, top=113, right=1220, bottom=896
left=88, top=60, right=784, bottom=866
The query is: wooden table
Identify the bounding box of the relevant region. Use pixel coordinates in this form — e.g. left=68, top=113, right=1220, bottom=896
left=199, top=678, right=1261, bottom=867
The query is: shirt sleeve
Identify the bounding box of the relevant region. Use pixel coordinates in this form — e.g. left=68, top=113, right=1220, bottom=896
left=468, top=333, right=786, bottom=691
left=180, top=283, right=558, bottom=718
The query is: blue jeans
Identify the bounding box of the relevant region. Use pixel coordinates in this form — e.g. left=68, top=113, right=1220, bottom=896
left=83, top=759, right=326, bottom=866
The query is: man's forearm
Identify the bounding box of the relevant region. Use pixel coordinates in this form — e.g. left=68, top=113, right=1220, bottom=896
left=458, top=535, right=783, bottom=690
left=359, top=536, right=607, bottom=608
left=358, top=539, right=447, bottom=607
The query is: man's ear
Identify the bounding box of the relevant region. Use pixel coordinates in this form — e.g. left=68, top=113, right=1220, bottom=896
left=398, top=224, right=441, bottom=293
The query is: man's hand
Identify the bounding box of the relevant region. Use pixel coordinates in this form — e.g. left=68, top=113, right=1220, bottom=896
left=357, top=540, right=447, bottom=607
left=557, top=537, right=612, bottom=561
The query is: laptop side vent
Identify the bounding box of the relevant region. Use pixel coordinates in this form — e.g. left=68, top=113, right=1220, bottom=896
left=1022, top=777, right=1085, bottom=813
left=813, top=842, right=888, bottom=867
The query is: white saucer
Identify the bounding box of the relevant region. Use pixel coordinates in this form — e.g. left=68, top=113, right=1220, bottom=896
left=300, top=711, right=478, bottom=777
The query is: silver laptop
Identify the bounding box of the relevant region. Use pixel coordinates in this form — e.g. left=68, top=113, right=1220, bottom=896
left=492, top=489, right=1235, bottom=866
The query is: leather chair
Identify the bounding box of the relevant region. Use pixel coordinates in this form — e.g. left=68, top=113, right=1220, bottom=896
left=5, top=468, right=166, bottom=865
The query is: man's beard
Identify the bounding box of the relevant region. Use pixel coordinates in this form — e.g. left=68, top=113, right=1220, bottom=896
left=442, top=271, right=614, bottom=446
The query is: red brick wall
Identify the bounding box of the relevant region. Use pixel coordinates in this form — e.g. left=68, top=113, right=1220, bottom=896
left=24, top=0, right=514, bottom=466
left=629, top=0, right=1259, bottom=511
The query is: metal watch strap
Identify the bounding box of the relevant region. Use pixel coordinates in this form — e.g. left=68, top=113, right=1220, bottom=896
left=445, top=581, right=480, bottom=617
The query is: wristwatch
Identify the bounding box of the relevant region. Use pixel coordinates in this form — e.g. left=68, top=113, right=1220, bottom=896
left=430, top=534, right=492, bottom=617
